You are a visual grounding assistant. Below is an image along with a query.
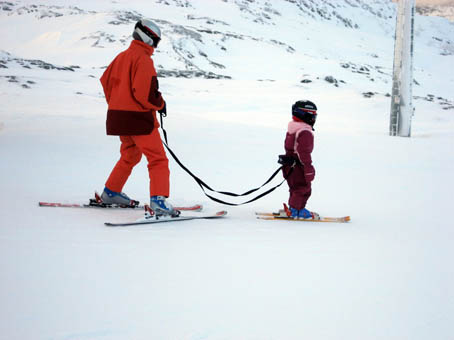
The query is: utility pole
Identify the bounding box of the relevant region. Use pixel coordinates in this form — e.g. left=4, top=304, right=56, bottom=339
left=390, top=0, right=415, bottom=137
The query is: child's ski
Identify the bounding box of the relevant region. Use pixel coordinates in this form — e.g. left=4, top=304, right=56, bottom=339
left=105, top=210, right=227, bottom=227
left=255, top=209, right=350, bottom=223
left=256, top=213, right=350, bottom=223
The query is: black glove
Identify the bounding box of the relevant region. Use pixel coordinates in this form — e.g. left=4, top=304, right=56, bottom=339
left=158, top=102, right=167, bottom=117
left=278, top=154, right=298, bottom=166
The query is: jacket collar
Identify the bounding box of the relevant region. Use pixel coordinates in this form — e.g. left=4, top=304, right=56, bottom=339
left=288, top=120, right=314, bottom=134
left=130, top=39, right=155, bottom=56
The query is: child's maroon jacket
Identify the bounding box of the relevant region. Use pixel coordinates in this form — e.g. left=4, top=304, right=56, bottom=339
left=283, top=120, right=315, bottom=210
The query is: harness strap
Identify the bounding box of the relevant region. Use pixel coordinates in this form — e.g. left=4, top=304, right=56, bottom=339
left=159, top=111, right=169, bottom=145
left=159, top=114, right=288, bottom=206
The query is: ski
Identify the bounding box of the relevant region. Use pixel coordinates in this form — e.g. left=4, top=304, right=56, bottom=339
left=105, top=210, right=227, bottom=227
left=39, top=192, right=203, bottom=212
left=256, top=214, right=350, bottom=223
left=255, top=210, right=350, bottom=223
left=39, top=201, right=203, bottom=212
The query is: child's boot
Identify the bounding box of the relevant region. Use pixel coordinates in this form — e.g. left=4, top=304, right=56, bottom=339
left=290, top=207, right=301, bottom=218
left=299, top=208, right=320, bottom=220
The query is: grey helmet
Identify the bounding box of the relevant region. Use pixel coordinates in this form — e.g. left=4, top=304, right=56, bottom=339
left=133, top=19, right=161, bottom=48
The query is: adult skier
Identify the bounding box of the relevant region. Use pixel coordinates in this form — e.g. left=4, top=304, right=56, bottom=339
left=99, top=19, right=178, bottom=217
left=281, top=100, right=319, bottom=219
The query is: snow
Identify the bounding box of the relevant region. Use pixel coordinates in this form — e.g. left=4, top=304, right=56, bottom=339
left=1, top=1, right=454, bottom=339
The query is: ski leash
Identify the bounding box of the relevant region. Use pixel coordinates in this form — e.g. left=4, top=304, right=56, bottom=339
left=164, top=139, right=286, bottom=206
left=160, top=112, right=288, bottom=206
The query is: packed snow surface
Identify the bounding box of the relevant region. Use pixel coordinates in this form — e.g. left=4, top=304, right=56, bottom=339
left=0, top=1, right=453, bottom=339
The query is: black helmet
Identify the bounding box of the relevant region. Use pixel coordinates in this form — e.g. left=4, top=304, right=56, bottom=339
left=292, top=100, right=317, bottom=127
left=133, top=19, right=161, bottom=48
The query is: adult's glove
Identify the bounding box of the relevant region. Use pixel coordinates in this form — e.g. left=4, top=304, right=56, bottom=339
left=158, top=102, right=167, bottom=117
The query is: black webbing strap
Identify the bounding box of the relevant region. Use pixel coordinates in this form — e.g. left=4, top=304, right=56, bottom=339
left=159, top=113, right=287, bottom=206
left=162, top=141, right=287, bottom=206
left=159, top=111, right=169, bottom=145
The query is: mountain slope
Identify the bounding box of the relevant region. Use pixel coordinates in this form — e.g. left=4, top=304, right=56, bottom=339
left=1, top=0, right=453, bottom=106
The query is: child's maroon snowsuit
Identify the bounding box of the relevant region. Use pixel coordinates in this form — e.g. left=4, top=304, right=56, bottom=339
left=283, top=120, right=315, bottom=210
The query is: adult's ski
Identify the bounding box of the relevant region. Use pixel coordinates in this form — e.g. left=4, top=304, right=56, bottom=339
left=39, top=192, right=203, bottom=212
left=39, top=201, right=203, bottom=212
left=105, top=210, right=227, bottom=227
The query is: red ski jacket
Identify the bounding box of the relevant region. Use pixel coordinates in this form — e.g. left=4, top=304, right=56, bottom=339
left=100, top=40, right=165, bottom=135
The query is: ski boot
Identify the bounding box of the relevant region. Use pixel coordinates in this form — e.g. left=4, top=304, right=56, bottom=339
left=99, top=187, right=139, bottom=208
left=150, top=196, right=180, bottom=217
left=286, top=204, right=320, bottom=220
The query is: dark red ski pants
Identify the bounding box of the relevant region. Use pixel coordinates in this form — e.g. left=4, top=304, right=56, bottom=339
left=283, top=164, right=312, bottom=210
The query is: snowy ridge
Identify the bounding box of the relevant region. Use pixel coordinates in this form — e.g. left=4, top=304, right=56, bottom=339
left=0, top=0, right=453, bottom=103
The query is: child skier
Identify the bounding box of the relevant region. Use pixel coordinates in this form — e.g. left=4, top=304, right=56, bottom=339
left=280, top=100, right=319, bottom=219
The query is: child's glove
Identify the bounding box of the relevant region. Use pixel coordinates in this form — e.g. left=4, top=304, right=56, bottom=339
left=278, top=154, right=297, bottom=166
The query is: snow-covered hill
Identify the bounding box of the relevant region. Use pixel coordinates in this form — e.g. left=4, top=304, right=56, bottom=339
left=0, top=1, right=453, bottom=340
left=1, top=0, right=453, bottom=106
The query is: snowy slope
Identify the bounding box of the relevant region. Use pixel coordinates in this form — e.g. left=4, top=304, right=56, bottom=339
left=1, top=1, right=454, bottom=339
